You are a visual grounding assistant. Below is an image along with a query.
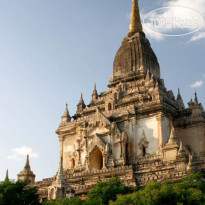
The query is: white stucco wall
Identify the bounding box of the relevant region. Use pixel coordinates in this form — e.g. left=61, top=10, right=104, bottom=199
left=176, top=126, right=205, bottom=157
left=124, top=116, right=159, bottom=160
left=62, top=115, right=178, bottom=169
left=63, top=135, right=78, bottom=169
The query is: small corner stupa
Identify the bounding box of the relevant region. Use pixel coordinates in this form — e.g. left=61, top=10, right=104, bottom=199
left=48, top=155, right=74, bottom=200
left=17, top=155, right=36, bottom=183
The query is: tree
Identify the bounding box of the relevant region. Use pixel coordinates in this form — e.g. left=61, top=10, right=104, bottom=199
left=0, top=180, right=40, bottom=205
left=84, top=177, right=134, bottom=205
left=43, top=197, right=83, bottom=205
left=110, top=172, right=205, bottom=205
left=173, top=172, right=205, bottom=205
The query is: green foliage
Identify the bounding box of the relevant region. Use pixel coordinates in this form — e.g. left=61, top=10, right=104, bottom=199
left=84, top=177, right=134, bottom=205
left=2, top=173, right=203, bottom=205
left=173, top=172, right=205, bottom=205
left=43, top=197, right=83, bottom=205
left=110, top=172, right=205, bottom=205
left=0, top=180, right=40, bottom=205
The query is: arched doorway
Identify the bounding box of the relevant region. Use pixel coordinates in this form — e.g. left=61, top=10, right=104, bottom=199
left=90, top=147, right=103, bottom=170
left=50, top=188, right=55, bottom=200
left=71, top=158, right=75, bottom=169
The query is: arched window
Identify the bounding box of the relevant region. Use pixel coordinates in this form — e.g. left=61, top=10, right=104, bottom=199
left=108, top=103, right=112, bottom=111
left=142, top=146, right=146, bottom=157
left=114, top=93, right=118, bottom=101
left=71, top=159, right=75, bottom=169
left=138, top=130, right=149, bottom=158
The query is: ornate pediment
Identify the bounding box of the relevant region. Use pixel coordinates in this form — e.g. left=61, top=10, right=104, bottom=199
left=88, top=107, right=111, bottom=128
left=87, top=134, right=106, bottom=153
left=138, top=131, right=149, bottom=149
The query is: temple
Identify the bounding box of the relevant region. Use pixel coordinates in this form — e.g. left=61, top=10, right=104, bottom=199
left=16, top=0, right=205, bottom=202
left=17, top=155, right=36, bottom=183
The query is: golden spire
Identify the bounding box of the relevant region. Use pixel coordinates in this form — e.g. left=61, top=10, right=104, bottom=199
left=129, top=0, right=143, bottom=33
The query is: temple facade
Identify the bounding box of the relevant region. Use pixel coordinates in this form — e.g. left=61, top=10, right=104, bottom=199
left=27, top=0, right=205, bottom=201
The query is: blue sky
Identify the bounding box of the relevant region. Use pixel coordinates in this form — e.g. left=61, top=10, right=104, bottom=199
left=0, top=0, right=204, bottom=181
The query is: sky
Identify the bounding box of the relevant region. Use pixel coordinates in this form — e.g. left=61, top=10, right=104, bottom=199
left=0, top=0, right=204, bottom=182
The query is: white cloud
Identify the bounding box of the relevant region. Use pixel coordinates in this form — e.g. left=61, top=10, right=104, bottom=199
left=7, top=146, right=39, bottom=161
left=141, top=12, right=165, bottom=41
left=190, top=32, right=205, bottom=42
left=129, top=0, right=205, bottom=41
left=143, top=23, right=164, bottom=41
left=7, top=155, right=22, bottom=161
left=190, top=81, right=204, bottom=88
left=166, top=0, right=205, bottom=15
left=164, top=0, right=205, bottom=41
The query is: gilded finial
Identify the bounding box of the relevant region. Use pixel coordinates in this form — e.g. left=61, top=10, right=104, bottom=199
left=129, top=0, right=143, bottom=33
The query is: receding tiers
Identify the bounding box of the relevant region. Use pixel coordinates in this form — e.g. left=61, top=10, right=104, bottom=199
left=113, top=32, right=160, bottom=84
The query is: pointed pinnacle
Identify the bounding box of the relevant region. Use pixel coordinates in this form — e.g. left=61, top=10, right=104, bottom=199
left=177, top=88, right=182, bottom=100
left=5, top=169, right=9, bottom=181
left=25, top=154, right=30, bottom=169
left=59, top=156, right=63, bottom=172
left=168, top=122, right=176, bottom=144
left=129, top=0, right=143, bottom=33
left=195, top=91, right=198, bottom=104
left=146, top=67, right=150, bottom=80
